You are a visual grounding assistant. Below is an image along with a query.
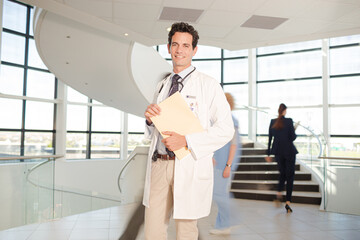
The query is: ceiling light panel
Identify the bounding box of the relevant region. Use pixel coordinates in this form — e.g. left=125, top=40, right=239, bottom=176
left=159, top=7, right=204, bottom=22
left=241, top=15, right=288, bottom=30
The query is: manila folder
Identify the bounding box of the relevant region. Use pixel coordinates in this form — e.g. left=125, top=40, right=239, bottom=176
left=150, top=91, right=204, bottom=159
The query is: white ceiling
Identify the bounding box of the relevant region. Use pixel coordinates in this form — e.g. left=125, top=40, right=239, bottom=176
left=22, top=0, right=360, bottom=50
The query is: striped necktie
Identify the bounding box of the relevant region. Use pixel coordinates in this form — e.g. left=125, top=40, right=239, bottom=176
left=168, top=74, right=181, bottom=96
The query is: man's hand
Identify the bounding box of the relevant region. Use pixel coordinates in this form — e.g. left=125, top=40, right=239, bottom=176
left=161, top=131, right=187, bottom=151
left=223, top=166, right=231, bottom=178
left=144, top=104, right=161, bottom=125
left=265, top=156, right=273, bottom=163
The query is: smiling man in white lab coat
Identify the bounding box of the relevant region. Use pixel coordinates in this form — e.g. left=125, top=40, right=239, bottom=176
left=143, top=22, right=234, bottom=240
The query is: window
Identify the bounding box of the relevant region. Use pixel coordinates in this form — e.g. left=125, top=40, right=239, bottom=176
left=257, top=51, right=322, bottom=81
left=0, top=65, right=24, bottom=95
left=257, top=80, right=322, bottom=107
left=0, top=0, right=56, bottom=157
left=26, top=70, right=55, bottom=99
left=1, top=32, right=26, bottom=64
left=192, top=60, right=221, bottom=83
left=223, top=59, right=248, bottom=83
left=329, top=34, right=360, bottom=157
left=128, top=114, right=146, bottom=153
left=0, top=98, right=22, bottom=129
left=66, top=87, right=124, bottom=159
left=193, top=45, right=221, bottom=59
left=2, top=0, right=27, bottom=33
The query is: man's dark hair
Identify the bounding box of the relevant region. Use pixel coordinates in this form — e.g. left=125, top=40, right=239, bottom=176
left=168, top=22, right=199, bottom=49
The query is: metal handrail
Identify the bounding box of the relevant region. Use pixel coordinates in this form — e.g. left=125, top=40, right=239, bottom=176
left=23, top=155, right=122, bottom=203
left=0, top=154, right=63, bottom=161
left=319, top=156, right=360, bottom=161
left=117, top=146, right=149, bottom=193
left=25, top=155, right=61, bottom=189
left=238, top=104, right=326, bottom=157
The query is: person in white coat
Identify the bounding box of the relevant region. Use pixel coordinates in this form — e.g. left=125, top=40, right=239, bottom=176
left=143, top=22, right=234, bottom=240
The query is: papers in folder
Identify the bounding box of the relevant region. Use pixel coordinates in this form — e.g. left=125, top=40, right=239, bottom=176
left=150, top=92, right=204, bottom=159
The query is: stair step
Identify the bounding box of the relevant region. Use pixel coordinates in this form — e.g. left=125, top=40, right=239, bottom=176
left=235, top=162, right=277, bottom=165
left=235, top=163, right=300, bottom=171
left=242, top=142, right=254, bottom=148
left=242, top=148, right=267, bottom=155
left=231, top=180, right=318, bottom=184
left=231, top=180, right=319, bottom=192
left=240, top=156, right=268, bottom=163
left=230, top=189, right=321, bottom=205
left=232, top=171, right=311, bottom=180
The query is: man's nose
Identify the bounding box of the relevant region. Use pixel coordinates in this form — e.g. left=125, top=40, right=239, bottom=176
left=175, top=46, right=183, bottom=53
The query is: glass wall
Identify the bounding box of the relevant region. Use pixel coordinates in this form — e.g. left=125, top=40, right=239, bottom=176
left=0, top=0, right=132, bottom=160
left=256, top=40, right=323, bottom=153
left=0, top=0, right=56, bottom=158
left=128, top=113, right=146, bottom=154
left=329, top=35, right=360, bottom=157
left=1, top=0, right=359, bottom=160
left=66, top=89, right=123, bottom=159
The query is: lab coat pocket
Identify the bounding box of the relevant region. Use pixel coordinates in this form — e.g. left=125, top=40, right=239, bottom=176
left=185, top=95, right=199, bottom=117
left=195, top=155, right=213, bottom=180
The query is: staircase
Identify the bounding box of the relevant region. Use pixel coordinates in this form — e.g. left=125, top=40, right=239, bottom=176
left=230, top=142, right=321, bottom=205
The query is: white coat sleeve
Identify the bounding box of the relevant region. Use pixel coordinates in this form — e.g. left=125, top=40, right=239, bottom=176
left=144, top=122, right=155, bottom=140
left=185, top=81, right=234, bottom=160
left=143, top=79, right=165, bottom=140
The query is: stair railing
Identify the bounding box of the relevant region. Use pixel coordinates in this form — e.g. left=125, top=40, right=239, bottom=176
left=117, top=146, right=149, bottom=203
left=238, top=105, right=328, bottom=208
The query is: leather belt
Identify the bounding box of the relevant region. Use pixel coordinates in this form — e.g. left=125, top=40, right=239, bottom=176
left=156, top=154, right=175, bottom=160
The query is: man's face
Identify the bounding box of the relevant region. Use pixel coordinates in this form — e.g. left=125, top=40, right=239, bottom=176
left=168, top=32, right=197, bottom=72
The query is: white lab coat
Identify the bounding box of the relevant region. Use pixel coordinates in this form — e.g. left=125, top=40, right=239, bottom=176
left=142, top=70, right=234, bottom=219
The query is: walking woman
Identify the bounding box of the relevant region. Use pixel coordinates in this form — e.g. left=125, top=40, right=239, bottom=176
left=210, top=93, right=241, bottom=235
left=265, top=103, right=298, bottom=213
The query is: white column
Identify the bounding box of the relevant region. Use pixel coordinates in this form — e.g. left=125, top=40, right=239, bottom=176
left=322, top=39, right=331, bottom=157
left=121, top=112, right=128, bottom=160
left=248, top=48, right=257, bottom=142
left=55, top=81, right=67, bottom=158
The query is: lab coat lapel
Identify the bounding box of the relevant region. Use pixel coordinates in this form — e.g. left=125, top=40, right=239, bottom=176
left=156, top=76, right=171, bottom=104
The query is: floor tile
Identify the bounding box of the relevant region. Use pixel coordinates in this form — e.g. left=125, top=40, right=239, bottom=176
left=329, top=230, right=360, bottom=240
left=69, top=229, right=109, bottom=240
left=0, top=199, right=360, bottom=240
left=0, top=230, right=33, bottom=240
left=27, top=229, right=72, bottom=240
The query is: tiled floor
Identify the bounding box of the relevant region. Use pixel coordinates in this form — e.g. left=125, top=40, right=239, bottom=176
left=1, top=199, right=360, bottom=240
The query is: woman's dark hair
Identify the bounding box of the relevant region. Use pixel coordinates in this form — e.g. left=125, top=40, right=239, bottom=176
left=168, top=22, right=199, bottom=49
left=272, top=103, right=287, bottom=130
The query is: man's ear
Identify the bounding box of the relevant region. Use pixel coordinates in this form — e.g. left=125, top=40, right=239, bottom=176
left=167, top=44, right=171, bottom=53
left=192, top=46, right=198, bottom=56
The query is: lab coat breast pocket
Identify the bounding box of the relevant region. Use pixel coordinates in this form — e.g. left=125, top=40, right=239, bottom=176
left=185, top=95, right=199, bottom=117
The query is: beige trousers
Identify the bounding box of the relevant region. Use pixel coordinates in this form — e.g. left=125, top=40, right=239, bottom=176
left=144, top=159, right=198, bottom=240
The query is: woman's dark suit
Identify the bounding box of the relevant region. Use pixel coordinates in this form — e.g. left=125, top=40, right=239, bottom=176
left=267, top=117, right=298, bottom=202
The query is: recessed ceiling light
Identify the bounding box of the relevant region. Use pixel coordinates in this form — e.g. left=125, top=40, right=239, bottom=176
left=124, top=33, right=129, bottom=36
left=159, top=7, right=204, bottom=22
left=241, top=15, right=288, bottom=30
